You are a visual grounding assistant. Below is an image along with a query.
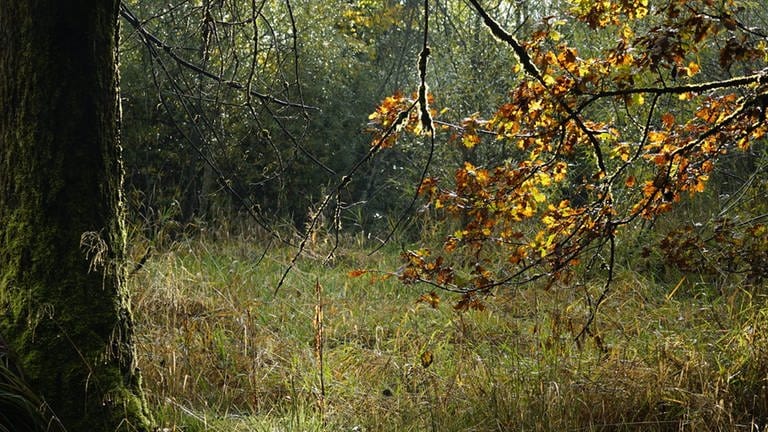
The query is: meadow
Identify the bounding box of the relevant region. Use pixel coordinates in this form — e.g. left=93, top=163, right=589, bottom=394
left=129, top=227, right=768, bottom=431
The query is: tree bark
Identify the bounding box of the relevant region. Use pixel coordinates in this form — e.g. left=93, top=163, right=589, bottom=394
left=0, top=1, right=153, bottom=430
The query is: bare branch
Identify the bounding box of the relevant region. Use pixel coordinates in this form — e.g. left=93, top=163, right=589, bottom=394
left=119, top=3, right=318, bottom=111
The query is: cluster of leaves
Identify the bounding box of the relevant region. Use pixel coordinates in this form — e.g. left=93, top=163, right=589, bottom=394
left=367, top=90, right=438, bottom=146
left=367, top=0, right=768, bottom=304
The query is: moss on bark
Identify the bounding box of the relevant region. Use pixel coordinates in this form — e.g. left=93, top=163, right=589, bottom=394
left=0, top=1, right=153, bottom=430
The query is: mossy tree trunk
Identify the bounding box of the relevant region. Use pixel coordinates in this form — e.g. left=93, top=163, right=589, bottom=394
left=0, top=1, right=153, bottom=430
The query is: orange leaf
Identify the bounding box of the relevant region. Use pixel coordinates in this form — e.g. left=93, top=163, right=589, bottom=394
left=417, top=291, right=441, bottom=309
left=348, top=269, right=368, bottom=277
left=661, top=113, right=675, bottom=130
left=648, top=131, right=668, bottom=144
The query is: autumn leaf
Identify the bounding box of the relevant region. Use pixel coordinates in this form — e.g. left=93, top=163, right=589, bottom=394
left=417, top=291, right=441, bottom=308
left=462, top=133, right=481, bottom=149
left=661, top=113, right=675, bottom=130
left=420, top=350, right=434, bottom=368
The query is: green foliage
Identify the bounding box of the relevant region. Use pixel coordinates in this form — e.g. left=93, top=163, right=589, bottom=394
left=118, top=0, right=553, bottom=241
left=119, top=0, right=422, bottom=234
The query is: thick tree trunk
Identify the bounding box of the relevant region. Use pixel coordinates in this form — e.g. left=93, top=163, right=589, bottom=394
left=0, top=1, right=153, bottom=430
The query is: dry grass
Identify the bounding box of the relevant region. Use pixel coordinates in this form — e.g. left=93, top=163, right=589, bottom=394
left=128, top=232, right=768, bottom=431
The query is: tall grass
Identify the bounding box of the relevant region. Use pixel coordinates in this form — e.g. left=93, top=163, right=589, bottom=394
left=128, top=230, right=768, bottom=431
left=0, top=346, right=63, bottom=432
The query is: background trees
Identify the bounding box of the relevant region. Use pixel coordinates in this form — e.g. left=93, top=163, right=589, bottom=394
left=117, top=0, right=538, bottom=240
left=119, top=0, right=410, bottom=234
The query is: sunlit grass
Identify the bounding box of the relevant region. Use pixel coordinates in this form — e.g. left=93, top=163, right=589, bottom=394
left=128, top=231, right=768, bottom=431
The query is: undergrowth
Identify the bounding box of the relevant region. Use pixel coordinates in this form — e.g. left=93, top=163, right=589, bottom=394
left=128, top=230, right=768, bottom=431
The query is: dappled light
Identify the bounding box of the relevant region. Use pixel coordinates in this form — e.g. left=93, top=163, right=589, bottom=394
left=1, top=0, right=766, bottom=430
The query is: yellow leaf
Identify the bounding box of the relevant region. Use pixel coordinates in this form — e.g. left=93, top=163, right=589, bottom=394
left=621, top=25, right=634, bottom=40
left=648, top=131, right=668, bottom=144
left=693, top=177, right=707, bottom=192
left=476, top=169, right=489, bottom=185
left=737, top=136, right=750, bottom=151
left=420, top=350, right=434, bottom=368
left=522, top=204, right=536, bottom=218
left=545, top=233, right=557, bottom=248
left=686, top=62, right=700, bottom=77
left=612, top=142, right=631, bottom=161
left=462, top=134, right=481, bottom=149
left=537, top=172, right=552, bottom=186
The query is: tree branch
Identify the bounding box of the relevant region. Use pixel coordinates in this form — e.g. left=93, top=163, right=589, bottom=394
left=586, top=71, right=768, bottom=101
left=119, top=3, right=318, bottom=111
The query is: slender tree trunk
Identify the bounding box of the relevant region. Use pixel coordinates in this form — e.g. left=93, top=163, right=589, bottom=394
left=198, top=0, right=214, bottom=220
left=0, top=1, right=153, bottom=430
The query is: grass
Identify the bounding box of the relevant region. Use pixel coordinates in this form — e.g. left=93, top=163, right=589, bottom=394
left=128, top=230, right=768, bottom=431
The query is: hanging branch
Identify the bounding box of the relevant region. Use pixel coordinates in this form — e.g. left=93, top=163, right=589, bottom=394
left=273, top=102, right=417, bottom=295
left=370, top=0, right=436, bottom=253
left=466, top=0, right=541, bottom=79
left=417, top=0, right=434, bottom=136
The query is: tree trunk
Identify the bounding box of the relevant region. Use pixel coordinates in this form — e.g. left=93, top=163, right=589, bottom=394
left=0, top=1, right=153, bottom=430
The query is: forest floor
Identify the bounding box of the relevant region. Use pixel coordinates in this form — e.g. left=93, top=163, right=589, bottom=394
left=129, top=231, right=768, bottom=431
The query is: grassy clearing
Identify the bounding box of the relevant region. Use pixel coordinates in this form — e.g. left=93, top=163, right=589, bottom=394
left=129, top=232, right=768, bottom=431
